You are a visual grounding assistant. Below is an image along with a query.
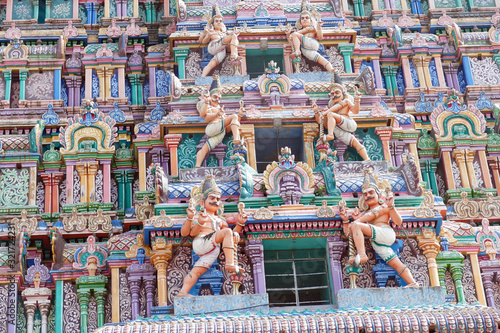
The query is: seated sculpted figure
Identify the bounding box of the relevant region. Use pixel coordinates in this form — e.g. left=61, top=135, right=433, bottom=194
left=177, top=175, right=247, bottom=297
left=199, top=4, right=239, bottom=77
left=285, top=6, right=333, bottom=72
left=313, top=74, right=370, bottom=161
left=340, top=169, right=419, bottom=287
left=196, top=76, right=245, bottom=167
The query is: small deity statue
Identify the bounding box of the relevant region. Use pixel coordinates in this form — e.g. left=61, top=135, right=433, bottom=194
left=285, top=3, right=333, bottom=72
left=340, top=169, right=419, bottom=287
left=87, top=257, right=98, bottom=277
left=313, top=72, right=370, bottom=161
left=33, top=272, right=41, bottom=289
left=177, top=175, right=248, bottom=297
left=195, top=76, right=245, bottom=167
left=199, top=4, right=240, bottom=77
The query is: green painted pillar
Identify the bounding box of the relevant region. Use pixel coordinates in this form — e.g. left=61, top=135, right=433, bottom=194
left=33, top=0, right=40, bottom=21
left=3, top=70, right=12, bottom=101
left=390, top=67, right=399, bottom=96
left=77, top=291, right=90, bottom=333
left=125, top=169, right=135, bottom=210
left=381, top=66, right=393, bottom=96
left=450, top=264, right=465, bottom=304
left=96, top=290, right=107, bottom=328
left=19, top=69, right=29, bottom=101
left=46, top=0, right=52, bottom=19
left=338, top=43, right=354, bottom=74
left=137, top=74, right=145, bottom=105
left=436, top=250, right=465, bottom=304
left=420, top=160, right=430, bottom=190
left=55, top=280, right=64, bottom=333
left=128, top=74, right=137, bottom=105
left=428, top=159, right=440, bottom=196
left=145, top=1, right=154, bottom=23
left=113, top=170, right=126, bottom=211
left=173, top=47, right=190, bottom=79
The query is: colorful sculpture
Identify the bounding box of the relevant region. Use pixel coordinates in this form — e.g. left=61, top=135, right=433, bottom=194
left=199, top=4, right=240, bottom=76
left=285, top=2, right=333, bottom=72
left=340, top=169, right=419, bottom=287
left=195, top=76, right=245, bottom=167
left=313, top=72, right=370, bottom=160
left=177, top=175, right=247, bottom=297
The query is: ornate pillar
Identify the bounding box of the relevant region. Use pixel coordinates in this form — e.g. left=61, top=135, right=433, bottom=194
left=144, top=279, right=156, bottom=317
left=432, top=55, right=447, bottom=88
left=125, top=169, right=135, bottom=209
left=461, top=55, right=474, bottom=86
left=96, top=291, right=107, bottom=327
left=150, top=242, right=173, bottom=306
left=88, top=161, right=99, bottom=202
left=113, top=170, right=126, bottom=210
left=55, top=280, right=64, bottom=333
left=240, top=124, right=256, bottom=170
left=74, top=76, right=82, bottom=107
left=76, top=162, right=88, bottom=203
left=164, top=134, right=183, bottom=176
left=96, top=67, right=105, bottom=100
left=338, top=44, right=354, bottom=74
left=327, top=236, right=346, bottom=300
left=29, top=166, right=37, bottom=206
left=128, top=74, right=138, bottom=105
left=133, top=0, right=139, bottom=17
left=173, top=47, right=190, bottom=79
left=138, top=148, right=148, bottom=191
left=102, top=161, right=111, bottom=202
left=164, top=0, right=169, bottom=17
left=450, top=263, right=465, bottom=303
left=477, top=149, right=492, bottom=189
left=118, top=68, right=126, bottom=99
left=407, top=138, right=423, bottom=182
left=303, top=123, right=319, bottom=169
left=77, top=291, right=90, bottom=333
left=54, top=69, right=62, bottom=100
left=452, top=149, right=470, bottom=189
left=372, top=58, right=383, bottom=89
left=85, top=68, right=93, bottom=100
left=39, top=301, right=51, bottom=333
left=3, top=70, right=12, bottom=101
left=375, top=127, right=393, bottom=165
left=412, top=56, right=426, bottom=89
left=436, top=251, right=465, bottom=303
left=128, top=279, right=141, bottom=320
left=137, top=74, right=145, bottom=105
left=104, top=0, right=110, bottom=17
left=245, top=239, right=266, bottom=294
left=417, top=230, right=441, bottom=286
left=283, top=45, right=293, bottom=74
left=465, top=149, right=477, bottom=188
left=467, top=252, right=486, bottom=306
left=442, top=149, right=455, bottom=190
left=41, top=173, right=53, bottom=214
left=25, top=302, right=36, bottom=333
left=148, top=67, right=157, bottom=98
left=381, top=66, right=393, bottom=96
left=488, top=157, right=500, bottom=195
left=66, top=163, right=75, bottom=206
left=111, top=266, right=120, bottom=323
left=66, top=76, right=75, bottom=107
left=481, top=271, right=496, bottom=307
left=422, top=56, right=433, bottom=89
left=6, top=0, right=12, bottom=21
left=19, top=69, right=29, bottom=101
left=105, top=67, right=114, bottom=101
left=400, top=57, right=413, bottom=89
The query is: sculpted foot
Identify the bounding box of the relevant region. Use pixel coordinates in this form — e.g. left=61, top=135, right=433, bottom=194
left=225, top=263, right=245, bottom=275
left=176, top=291, right=194, bottom=297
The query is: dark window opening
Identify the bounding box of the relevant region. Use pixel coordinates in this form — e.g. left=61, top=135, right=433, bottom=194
left=255, top=126, right=303, bottom=173
left=246, top=48, right=284, bottom=79
left=38, top=0, right=46, bottom=24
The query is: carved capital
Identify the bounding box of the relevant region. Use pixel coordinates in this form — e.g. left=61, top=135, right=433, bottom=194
left=375, top=127, right=393, bottom=142
left=164, top=133, right=183, bottom=149
left=38, top=301, right=51, bottom=318
left=327, top=236, right=346, bottom=261
left=245, top=240, right=264, bottom=265
left=87, top=161, right=99, bottom=176
left=303, top=123, right=319, bottom=143
left=77, top=291, right=90, bottom=306
left=24, top=301, right=36, bottom=319
left=452, top=149, right=466, bottom=163
left=417, top=233, right=441, bottom=260
left=465, top=149, right=476, bottom=163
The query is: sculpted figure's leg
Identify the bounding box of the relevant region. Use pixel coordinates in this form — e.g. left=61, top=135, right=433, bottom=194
left=325, top=112, right=338, bottom=141
left=178, top=266, right=209, bottom=296
left=316, top=55, right=334, bottom=72
left=215, top=228, right=243, bottom=273
left=224, top=34, right=239, bottom=60
left=349, top=222, right=372, bottom=264
left=386, top=257, right=418, bottom=286
left=351, top=139, right=371, bottom=161
left=196, top=143, right=210, bottom=167
left=202, top=58, right=219, bottom=77
left=224, top=114, right=241, bottom=143
left=290, top=32, right=303, bottom=57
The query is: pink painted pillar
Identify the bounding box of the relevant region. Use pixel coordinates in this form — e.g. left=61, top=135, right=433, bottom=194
left=118, top=68, right=126, bottom=99
left=103, top=162, right=111, bottom=202
left=73, top=0, right=79, bottom=19
left=74, top=76, right=82, bottom=106
left=67, top=77, right=75, bottom=107
left=372, top=59, right=383, bottom=89
left=401, top=57, right=413, bottom=88
left=433, top=56, right=447, bottom=88
left=66, top=164, right=74, bottom=204
left=85, top=68, right=93, bottom=100
left=164, top=0, right=169, bottom=17
left=6, top=0, right=12, bottom=21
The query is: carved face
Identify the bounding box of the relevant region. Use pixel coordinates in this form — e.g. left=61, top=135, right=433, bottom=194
left=362, top=187, right=379, bottom=206
left=300, top=13, right=311, bottom=28
left=203, top=194, right=221, bottom=214
left=213, top=17, right=223, bottom=30
left=210, top=92, right=221, bottom=105
left=330, top=87, right=344, bottom=104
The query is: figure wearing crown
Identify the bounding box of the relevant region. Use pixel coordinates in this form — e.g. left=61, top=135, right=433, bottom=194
left=339, top=170, right=419, bottom=287
left=199, top=4, right=240, bottom=77
left=313, top=71, right=370, bottom=161
left=285, top=1, right=334, bottom=72
left=196, top=76, right=245, bottom=167
left=177, top=175, right=248, bottom=297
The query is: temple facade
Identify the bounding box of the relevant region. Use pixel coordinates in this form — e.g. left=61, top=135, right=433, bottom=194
left=1, top=0, right=500, bottom=332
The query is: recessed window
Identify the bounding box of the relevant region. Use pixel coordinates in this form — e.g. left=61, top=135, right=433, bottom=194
left=246, top=49, right=284, bottom=79
left=255, top=126, right=303, bottom=173
left=264, top=249, right=330, bottom=307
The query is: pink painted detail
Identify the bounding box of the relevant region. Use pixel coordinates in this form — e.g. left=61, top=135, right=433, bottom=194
left=96, top=44, right=113, bottom=58
left=491, top=8, right=500, bottom=24
left=378, top=11, right=395, bottom=28
left=293, top=108, right=312, bottom=117
left=126, top=18, right=142, bottom=37
left=63, top=21, right=79, bottom=38
left=397, top=10, right=415, bottom=28
left=411, top=32, right=428, bottom=47
left=106, top=18, right=123, bottom=38
left=246, top=105, right=262, bottom=118
left=66, top=164, right=74, bottom=204
left=437, top=11, right=454, bottom=26
left=370, top=102, right=388, bottom=117
left=343, top=14, right=354, bottom=29
left=103, top=163, right=110, bottom=203
left=5, top=23, right=21, bottom=40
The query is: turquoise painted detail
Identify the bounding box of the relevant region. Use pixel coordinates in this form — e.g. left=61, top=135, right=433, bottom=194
left=178, top=134, right=202, bottom=169
left=0, top=168, right=30, bottom=206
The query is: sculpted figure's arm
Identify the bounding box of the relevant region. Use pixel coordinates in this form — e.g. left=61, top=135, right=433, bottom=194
left=180, top=203, right=196, bottom=237
left=316, top=19, right=324, bottom=40
left=386, top=193, right=402, bottom=226
left=199, top=25, right=213, bottom=44
left=350, top=86, right=362, bottom=115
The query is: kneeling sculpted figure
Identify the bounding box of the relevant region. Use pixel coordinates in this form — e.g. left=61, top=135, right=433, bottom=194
left=199, top=4, right=239, bottom=77
left=340, top=169, right=419, bottom=287
left=177, top=175, right=247, bottom=297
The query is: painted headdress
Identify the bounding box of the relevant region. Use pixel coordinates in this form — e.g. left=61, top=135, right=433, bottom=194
left=208, top=4, right=223, bottom=25
left=296, top=0, right=320, bottom=29
left=328, top=70, right=349, bottom=108
left=201, top=174, right=222, bottom=200
left=362, top=169, right=380, bottom=194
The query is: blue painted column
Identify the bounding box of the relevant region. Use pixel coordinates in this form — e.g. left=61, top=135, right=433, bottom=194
left=462, top=55, right=474, bottom=87
left=54, top=69, right=61, bottom=100
left=85, top=3, right=92, bottom=24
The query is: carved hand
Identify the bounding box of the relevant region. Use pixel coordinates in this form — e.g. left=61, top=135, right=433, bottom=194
left=352, top=207, right=361, bottom=220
